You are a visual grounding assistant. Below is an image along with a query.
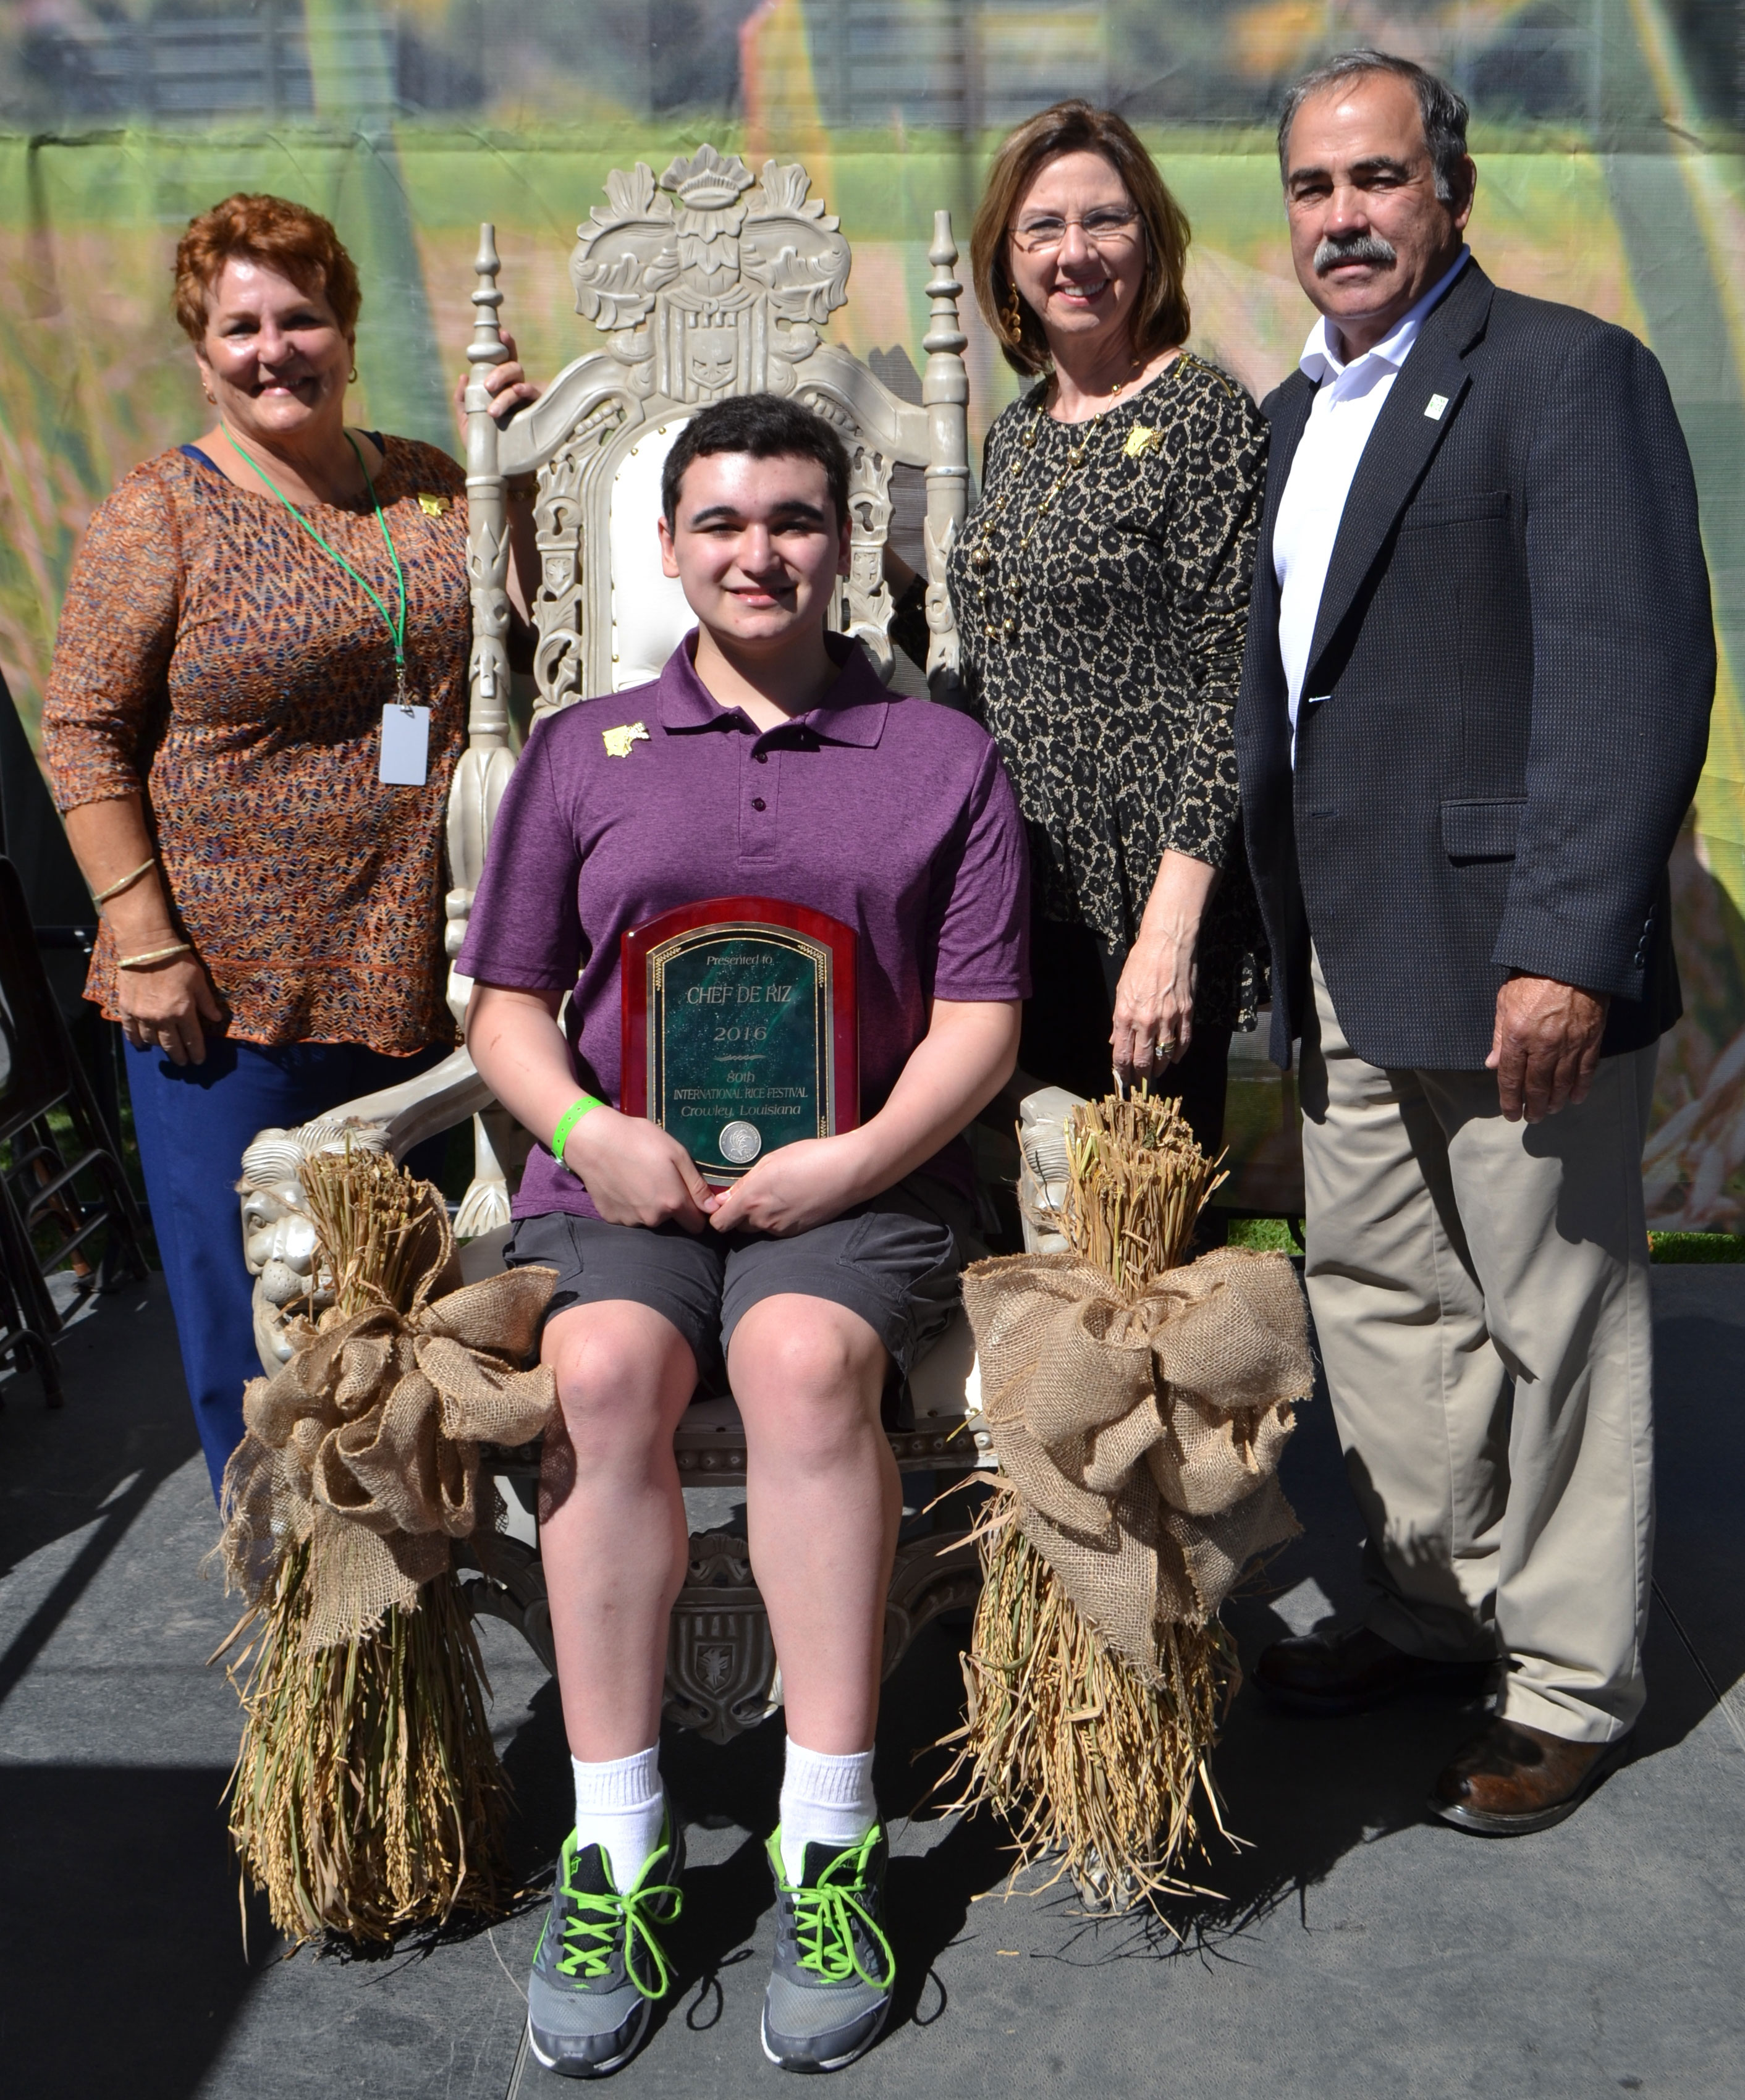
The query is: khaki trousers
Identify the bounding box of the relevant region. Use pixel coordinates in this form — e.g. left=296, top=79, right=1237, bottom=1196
left=1298, top=951, right=1656, bottom=1744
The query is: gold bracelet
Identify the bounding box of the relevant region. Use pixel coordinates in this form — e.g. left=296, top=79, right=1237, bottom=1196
left=116, top=941, right=193, bottom=969
left=92, top=856, right=156, bottom=906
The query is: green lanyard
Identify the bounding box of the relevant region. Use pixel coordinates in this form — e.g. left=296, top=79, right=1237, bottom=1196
left=227, top=430, right=411, bottom=701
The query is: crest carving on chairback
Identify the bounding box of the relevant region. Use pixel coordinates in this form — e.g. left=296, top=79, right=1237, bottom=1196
left=569, top=145, right=852, bottom=402
left=477, top=142, right=968, bottom=734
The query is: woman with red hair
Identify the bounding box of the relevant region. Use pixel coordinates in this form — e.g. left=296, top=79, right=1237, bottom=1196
left=41, top=192, right=536, bottom=1498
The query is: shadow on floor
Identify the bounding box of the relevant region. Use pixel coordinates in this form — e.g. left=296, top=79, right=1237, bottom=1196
left=0, top=1281, right=201, bottom=1705
left=0, top=1765, right=276, bottom=2100
left=1645, top=1307, right=1745, bottom=1738
left=1, top=1350, right=198, bottom=1571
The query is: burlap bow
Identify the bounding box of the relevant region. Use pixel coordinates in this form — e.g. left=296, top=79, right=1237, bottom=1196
left=961, top=1246, right=1313, bottom=1676
left=219, top=1259, right=559, bottom=1650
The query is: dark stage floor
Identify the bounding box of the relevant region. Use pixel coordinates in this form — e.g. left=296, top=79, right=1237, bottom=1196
left=2, top=1265, right=1741, bottom=2100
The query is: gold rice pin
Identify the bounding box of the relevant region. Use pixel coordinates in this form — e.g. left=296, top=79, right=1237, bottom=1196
left=602, top=721, right=650, bottom=758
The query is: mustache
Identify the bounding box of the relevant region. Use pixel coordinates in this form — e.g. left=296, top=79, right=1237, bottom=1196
left=1313, top=230, right=1398, bottom=274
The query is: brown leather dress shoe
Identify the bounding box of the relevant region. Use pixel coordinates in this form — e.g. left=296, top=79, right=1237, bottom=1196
left=1255, top=1624, right=1495, bottom=1716
left=1430, top=1717, right=1629, bottom=1835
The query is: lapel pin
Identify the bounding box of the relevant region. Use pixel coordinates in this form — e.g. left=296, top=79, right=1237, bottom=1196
left=602, top=722, right=650, bottom=758
left=1123, top=423, right=1161, bottom=458
left=1424, top=392, right=1450, bottom=421
left=416, top=492, right=452, bottom=515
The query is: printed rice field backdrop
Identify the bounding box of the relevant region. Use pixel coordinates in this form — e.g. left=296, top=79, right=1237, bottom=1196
left=2, top=0, right=1741, bottom=1226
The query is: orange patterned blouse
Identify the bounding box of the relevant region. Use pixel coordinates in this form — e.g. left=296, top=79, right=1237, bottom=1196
left=42, top=437, right=471, bottom=1054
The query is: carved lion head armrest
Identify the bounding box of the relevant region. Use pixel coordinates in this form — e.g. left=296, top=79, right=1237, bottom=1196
left=238, top=1047, right=501, bottom=1372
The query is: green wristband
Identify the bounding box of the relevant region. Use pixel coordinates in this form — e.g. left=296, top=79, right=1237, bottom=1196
left=551, top=1094, right=604, bottom=1168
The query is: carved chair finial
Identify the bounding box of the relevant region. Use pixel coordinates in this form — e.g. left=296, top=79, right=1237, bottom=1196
left=467, top=222, right=507, bottom=374
left=921, top=211, right=969, bottom=685
left=462, top=221, right=512, bottom=753
left=450, top=220, right=518, bottom=1042
left=924, top=211, right=968, bottom=361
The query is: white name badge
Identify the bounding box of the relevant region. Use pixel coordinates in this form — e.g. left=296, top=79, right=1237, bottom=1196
left=379, top=704, right=431, bottom=786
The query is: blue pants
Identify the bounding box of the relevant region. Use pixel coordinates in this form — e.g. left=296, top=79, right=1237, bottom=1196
left=124, top=1036, right=451, bottom=1500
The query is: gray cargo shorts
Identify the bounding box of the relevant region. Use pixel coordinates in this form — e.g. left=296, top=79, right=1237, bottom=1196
left=502, top=1170, right=973, bottom=1394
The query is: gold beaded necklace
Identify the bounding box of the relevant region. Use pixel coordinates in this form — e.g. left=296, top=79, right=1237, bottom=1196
left=963, top=358, right=1180, bottom=644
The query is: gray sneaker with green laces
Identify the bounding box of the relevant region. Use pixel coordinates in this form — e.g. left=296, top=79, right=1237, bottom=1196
left=761, top=1824, right=895, bottom=2072
left=526, top=1811, right=684, bottom=2078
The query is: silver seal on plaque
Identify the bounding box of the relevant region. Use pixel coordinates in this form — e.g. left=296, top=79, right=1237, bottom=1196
left=719, top=1120, right=763, bottom=1165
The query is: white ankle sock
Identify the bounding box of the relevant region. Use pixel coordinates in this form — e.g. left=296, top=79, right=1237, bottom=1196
left=572, top=1747, right=665, bottom=1893
left=779, top=1740, right=877, bottom=1884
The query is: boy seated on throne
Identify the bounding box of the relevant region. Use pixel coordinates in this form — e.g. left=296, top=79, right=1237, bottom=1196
left=459, top=394, right=1028, bottom=2078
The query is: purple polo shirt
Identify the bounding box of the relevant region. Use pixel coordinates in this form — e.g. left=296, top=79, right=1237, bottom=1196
left=456, top=633, right=1030, bottom=1220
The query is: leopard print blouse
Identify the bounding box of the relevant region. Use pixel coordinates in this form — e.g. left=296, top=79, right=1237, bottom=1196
left=935, top=354, right=1270, bottom=1031
left=41, top=439, right=470, bottom=1053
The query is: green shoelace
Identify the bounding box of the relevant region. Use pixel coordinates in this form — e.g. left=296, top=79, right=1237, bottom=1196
left=554, top=1839, right=682, bottom=2002
left=780, top=1829, right=895, bottom=1989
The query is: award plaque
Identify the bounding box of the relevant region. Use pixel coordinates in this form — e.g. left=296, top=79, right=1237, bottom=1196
left=621, top=897, right=860, bottom=1183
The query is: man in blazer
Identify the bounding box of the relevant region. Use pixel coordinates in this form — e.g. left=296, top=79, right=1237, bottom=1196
left=1235, top=49, right=1713, bottom=1833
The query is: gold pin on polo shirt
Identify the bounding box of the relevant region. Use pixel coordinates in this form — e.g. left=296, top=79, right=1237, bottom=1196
left=602, top=721, right=651, bottom=757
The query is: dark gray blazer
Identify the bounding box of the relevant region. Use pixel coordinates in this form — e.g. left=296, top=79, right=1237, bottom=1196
left=1235, top=259, right=1714, bottom=1071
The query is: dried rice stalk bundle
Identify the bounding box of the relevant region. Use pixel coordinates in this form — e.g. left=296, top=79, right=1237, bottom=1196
left=944, top=1087, right=1306, bottom=1914
left=299, top=1144, right=444, bottom=1320
left=213, top=1145, right=556, bottom=1947
left=218, top=1541, right=509, bottom=1944
left=939, top=1488, right=1238, bottom=1909
left=1060, top=1089, right=1226, bottom=1289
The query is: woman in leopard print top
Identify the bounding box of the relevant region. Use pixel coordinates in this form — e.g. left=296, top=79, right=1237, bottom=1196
left=895, top=103, right=1268, bottom=1154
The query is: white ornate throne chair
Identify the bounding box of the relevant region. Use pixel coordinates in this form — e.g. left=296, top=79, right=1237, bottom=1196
left=237, top=147, right=996, bottom=1741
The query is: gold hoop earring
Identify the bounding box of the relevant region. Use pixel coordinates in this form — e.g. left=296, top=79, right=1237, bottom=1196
left=201, top=386, right=215, bottom=403
left=349, top=364, right=358, bottom=383
left=1000, top=280, right=1025, bottom=346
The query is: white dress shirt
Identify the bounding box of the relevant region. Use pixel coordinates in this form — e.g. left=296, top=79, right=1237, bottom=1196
left=1274, top=249, right=1471, bottom=751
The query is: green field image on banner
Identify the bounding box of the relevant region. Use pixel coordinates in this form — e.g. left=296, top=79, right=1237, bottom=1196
left=2, top=0, right=1741, bottom=1226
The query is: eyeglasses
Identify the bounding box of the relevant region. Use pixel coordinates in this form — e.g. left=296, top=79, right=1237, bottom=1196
left=1008, top=206, right=1143, bottom=255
